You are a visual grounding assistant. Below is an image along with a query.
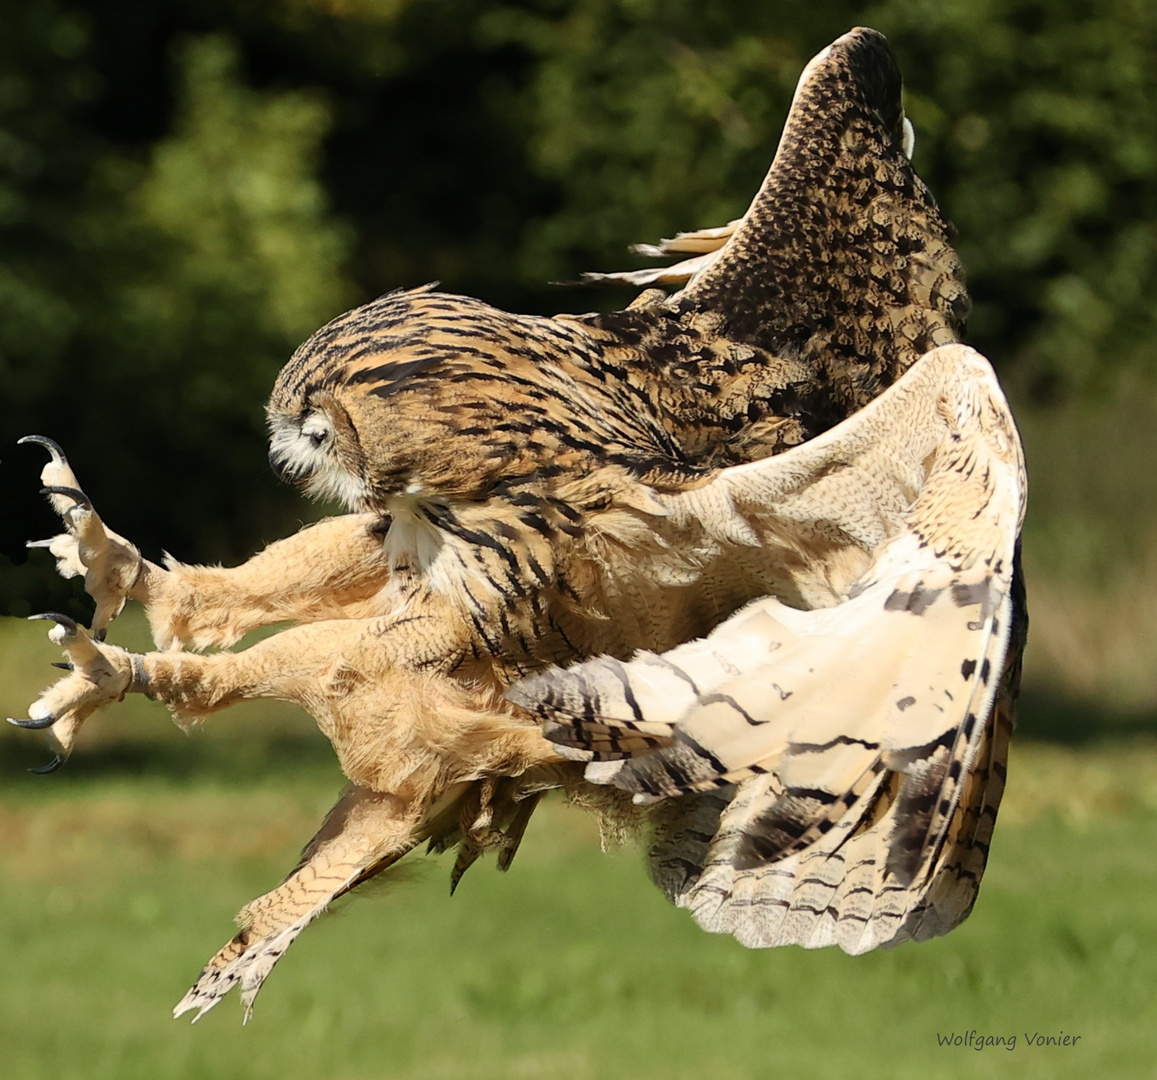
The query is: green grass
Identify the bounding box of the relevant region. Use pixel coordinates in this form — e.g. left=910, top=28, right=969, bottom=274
left=1012, top=379, right=1157, bottom=710
left=2, top=616, right=1156, bottom=1080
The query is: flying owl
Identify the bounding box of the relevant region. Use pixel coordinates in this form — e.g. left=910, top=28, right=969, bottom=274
left=11, top=27, right=1025, bottom=1022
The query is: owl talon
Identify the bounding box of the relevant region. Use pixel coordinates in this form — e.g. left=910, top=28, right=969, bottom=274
left=28, top=612, right=78, bottom=635
left=18, top=433, right=68, bottom=459
left=28, top=755, right=65, bottom=775
left=23, top=448, right=147, bottom=633
left=18, top=618, right=138, bottom=763
left=7, top=715, right=57, bottom=730
left=18, top=434, right=70, bottom=467
left=40, top=485, right=93, bottom=511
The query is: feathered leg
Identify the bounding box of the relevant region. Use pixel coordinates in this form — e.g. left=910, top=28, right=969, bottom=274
left=21, top=608, right=556, bottom=790
left=17, top=614, right=563, bottom=1021
left=22, top=435, right=392, bottom=650
left=173, top=784, right=422, bottom=1023
left=139, top=516, right=392, bottom=650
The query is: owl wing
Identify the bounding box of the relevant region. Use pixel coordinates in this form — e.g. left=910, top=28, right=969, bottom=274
left=587, top=27, right=968, bottom=414
left=508, top=343, right=1026, bottom=953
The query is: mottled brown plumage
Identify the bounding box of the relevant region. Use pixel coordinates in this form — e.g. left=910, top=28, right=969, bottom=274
left=12, top=28, right=1024, bottom=1020
left=585, top=27, right=968, bottom=428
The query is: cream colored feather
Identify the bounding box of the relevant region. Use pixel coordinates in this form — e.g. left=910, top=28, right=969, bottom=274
left=509, top=342, right=1026, bottom=953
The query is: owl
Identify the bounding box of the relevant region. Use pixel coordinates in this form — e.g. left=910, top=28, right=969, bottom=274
left=11, top=28, right=1025, bottom=1021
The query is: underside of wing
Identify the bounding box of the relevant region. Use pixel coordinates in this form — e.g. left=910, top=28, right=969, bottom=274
left=509, top=344, right=1027, bottom=953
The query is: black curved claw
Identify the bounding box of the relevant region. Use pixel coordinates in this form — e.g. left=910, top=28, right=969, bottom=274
left=7, top=715, right=56, bottom=730
left=28, top=612, right=78, bottom=632
left=40, top=485, right=92, bottom=510
left=94, top=628, right=107, bottom=643
left=18, top=435, right=68, bottom=464
left=28, top=755, right=65, bottom=775
left=51, top=661, right=74, bottom=671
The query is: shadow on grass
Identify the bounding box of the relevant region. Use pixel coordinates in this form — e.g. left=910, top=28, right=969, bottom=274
left=1016, top=687, right=1157, bottom=743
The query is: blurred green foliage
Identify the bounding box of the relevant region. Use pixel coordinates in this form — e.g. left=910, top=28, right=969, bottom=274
left=499, top=0, right=1157, bottom=400
left=1, top=0, right=1154, bottom=613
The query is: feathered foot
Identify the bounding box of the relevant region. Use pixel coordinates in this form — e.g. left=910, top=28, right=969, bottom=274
left=20, top=435, right=147, bottom=635
left=173, top=786, right=423, bottom=1024
left=11, top=612, right=140, bottom=765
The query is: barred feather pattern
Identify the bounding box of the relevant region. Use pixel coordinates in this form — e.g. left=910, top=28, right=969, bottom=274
left=509, top=344, right=1027, bottom=952
left=586, top=27, right=968, bottom=432
left=16, top=28, right=1024, bottom=1018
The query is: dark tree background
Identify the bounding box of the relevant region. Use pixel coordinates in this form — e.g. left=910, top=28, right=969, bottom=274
left=2, top=0, right=1154, bottom=616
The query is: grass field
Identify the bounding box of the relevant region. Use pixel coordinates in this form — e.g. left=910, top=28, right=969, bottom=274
left=2, top=601, right=1156, bottom=1079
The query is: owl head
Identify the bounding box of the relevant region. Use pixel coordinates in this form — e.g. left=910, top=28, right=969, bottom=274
left=264, top=287, right=635, bottom=512
left=265, top=283, right=827, bottom=514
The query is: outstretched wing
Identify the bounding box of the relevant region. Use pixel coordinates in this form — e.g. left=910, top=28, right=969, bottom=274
left=509, top=343, right=1026, bottom=953
left=589, top=27, right=968, bottom=421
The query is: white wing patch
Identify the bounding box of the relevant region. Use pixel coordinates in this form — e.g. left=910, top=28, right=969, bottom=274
left=509, top=343, right=1026, bottom=953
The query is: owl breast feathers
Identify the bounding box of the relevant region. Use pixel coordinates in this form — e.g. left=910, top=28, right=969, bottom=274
left=14, top=27, right=1025, bottom=1023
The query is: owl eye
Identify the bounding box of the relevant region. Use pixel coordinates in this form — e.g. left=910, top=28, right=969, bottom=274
left=301, top=415, right=331, bottom=448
